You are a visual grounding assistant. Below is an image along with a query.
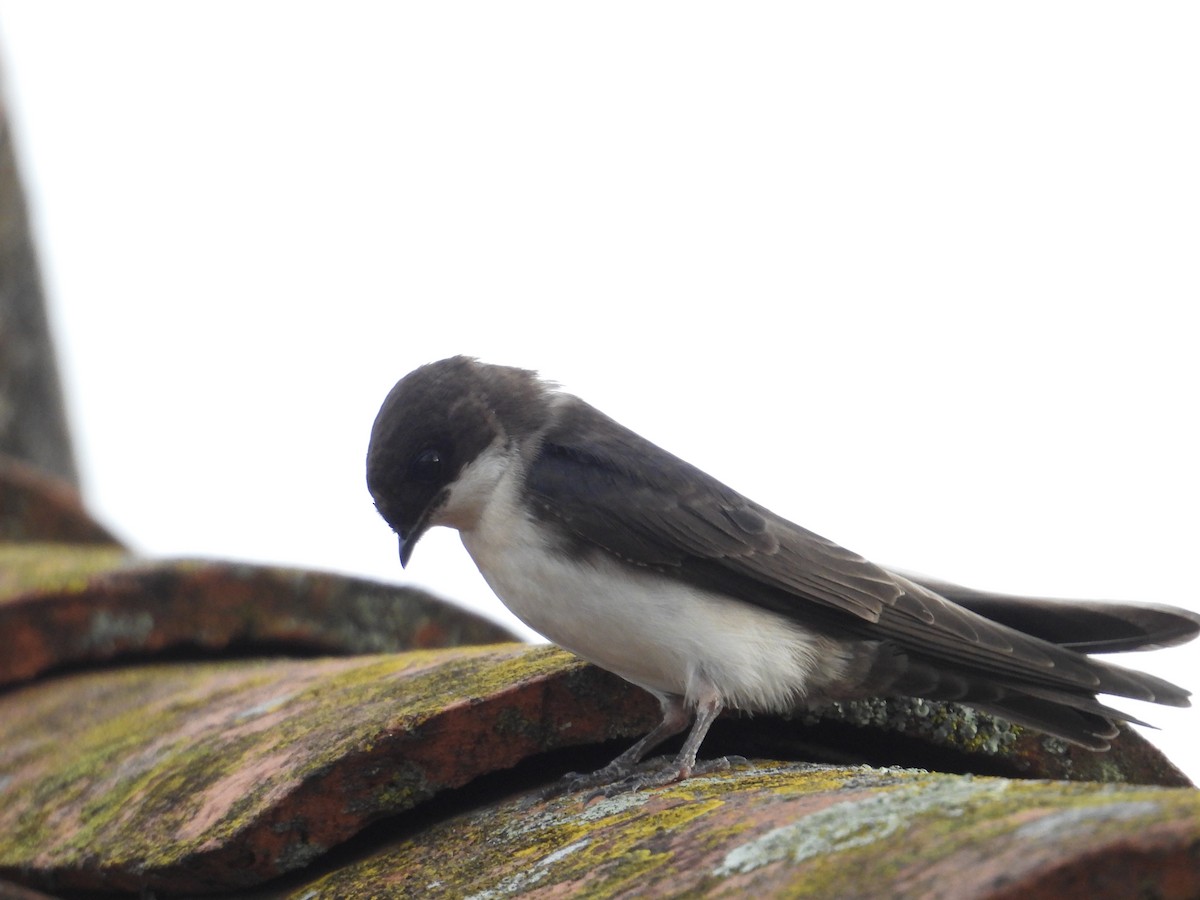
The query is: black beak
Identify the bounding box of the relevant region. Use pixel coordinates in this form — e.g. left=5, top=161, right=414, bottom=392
left=392, top=490, right=444, bottom=570
left=398, top=532, right=415, bottom=568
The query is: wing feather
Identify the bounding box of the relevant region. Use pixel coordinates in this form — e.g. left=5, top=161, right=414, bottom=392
left=524, top=398, right=1189, bottom=709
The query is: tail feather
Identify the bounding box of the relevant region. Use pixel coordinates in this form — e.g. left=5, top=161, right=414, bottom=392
left=872, top=571, right=1198, bottom=748
left=880, top=653, right=1158, bottom=748
left=902, top=572, right=1200, bottom=653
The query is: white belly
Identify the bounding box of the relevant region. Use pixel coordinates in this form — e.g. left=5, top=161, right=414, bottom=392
left=459, top=490, right=846, bottom=714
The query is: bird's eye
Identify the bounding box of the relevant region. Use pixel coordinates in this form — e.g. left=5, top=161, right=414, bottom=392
left=409, top=447, right=445, bottom=482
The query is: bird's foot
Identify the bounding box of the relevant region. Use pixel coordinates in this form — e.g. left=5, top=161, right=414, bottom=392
left=539, top=754, right=749, bottom=801
left=535, top=757, right=637, bottom=801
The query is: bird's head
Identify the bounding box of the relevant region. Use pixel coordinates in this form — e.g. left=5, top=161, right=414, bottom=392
left=366, top=355, right=549, bottom=566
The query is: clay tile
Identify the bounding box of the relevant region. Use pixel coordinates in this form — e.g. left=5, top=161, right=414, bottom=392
left=241, top=762, right=1200, bottom=899
left=0, top=558, right=517, bottom=686
left=0, top=644, right=661, bottom=894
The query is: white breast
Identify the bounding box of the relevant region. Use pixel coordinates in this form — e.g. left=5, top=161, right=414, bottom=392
left=453, top=447, right=850, bottom=714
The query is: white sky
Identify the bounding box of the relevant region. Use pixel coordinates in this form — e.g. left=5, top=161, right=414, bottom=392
left=1, top=4, right=1197, bottom=780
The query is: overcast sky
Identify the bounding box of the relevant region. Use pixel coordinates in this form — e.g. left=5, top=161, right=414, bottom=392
left=1, top=4, right=1197, bottom=778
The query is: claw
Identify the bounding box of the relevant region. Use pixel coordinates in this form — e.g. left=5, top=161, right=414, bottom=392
left=537, top=754, right=752, bottom=801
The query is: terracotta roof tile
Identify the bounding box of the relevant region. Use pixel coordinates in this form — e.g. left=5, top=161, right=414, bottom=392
left=0, top=645, right=651, bottom=894
left=0, top=551, right=516, bottom=685
left=245, top=763, right=1200, bottom=899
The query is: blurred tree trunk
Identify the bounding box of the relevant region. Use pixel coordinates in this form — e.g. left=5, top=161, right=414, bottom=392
left=0, top=80, right=78, bottom=487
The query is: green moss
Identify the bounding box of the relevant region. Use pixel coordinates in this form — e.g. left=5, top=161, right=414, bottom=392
left=799, top=697, right=1020, bottom=757
left=0, top=543, right=130, bottom=600
left=2, top=664, right=280, bottom=864
left=281, top=765, right=906, bottom=896
left=713, top=774, right=1196, bottom=898
left=0, top=643, right=582, bottom=874
left=285, top=763, right=1200, bottom=898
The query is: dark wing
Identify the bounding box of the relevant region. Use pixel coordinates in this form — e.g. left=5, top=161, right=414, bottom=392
left=527, top=398, right=907, bottom=622
left=525, top=398, right=1193, bottom=736
left=899, top=571, right=1200, bottom=653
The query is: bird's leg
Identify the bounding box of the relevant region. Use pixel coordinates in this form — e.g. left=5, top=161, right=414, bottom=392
left=546, top=695, right=690, bottom=797
left=617, top=688, right=744, bottom=792
left=600, top=696, right=693, bottom=775
left=543, top=686, right=744, bottom=800
left=670, top=691, right=724, bottom=781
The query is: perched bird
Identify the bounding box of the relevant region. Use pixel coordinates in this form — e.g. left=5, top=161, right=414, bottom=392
left=366, top=356, right=1198, bottom=790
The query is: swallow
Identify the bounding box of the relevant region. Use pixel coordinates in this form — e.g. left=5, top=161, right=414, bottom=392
left=366, top=356, right=1199, bottom=790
